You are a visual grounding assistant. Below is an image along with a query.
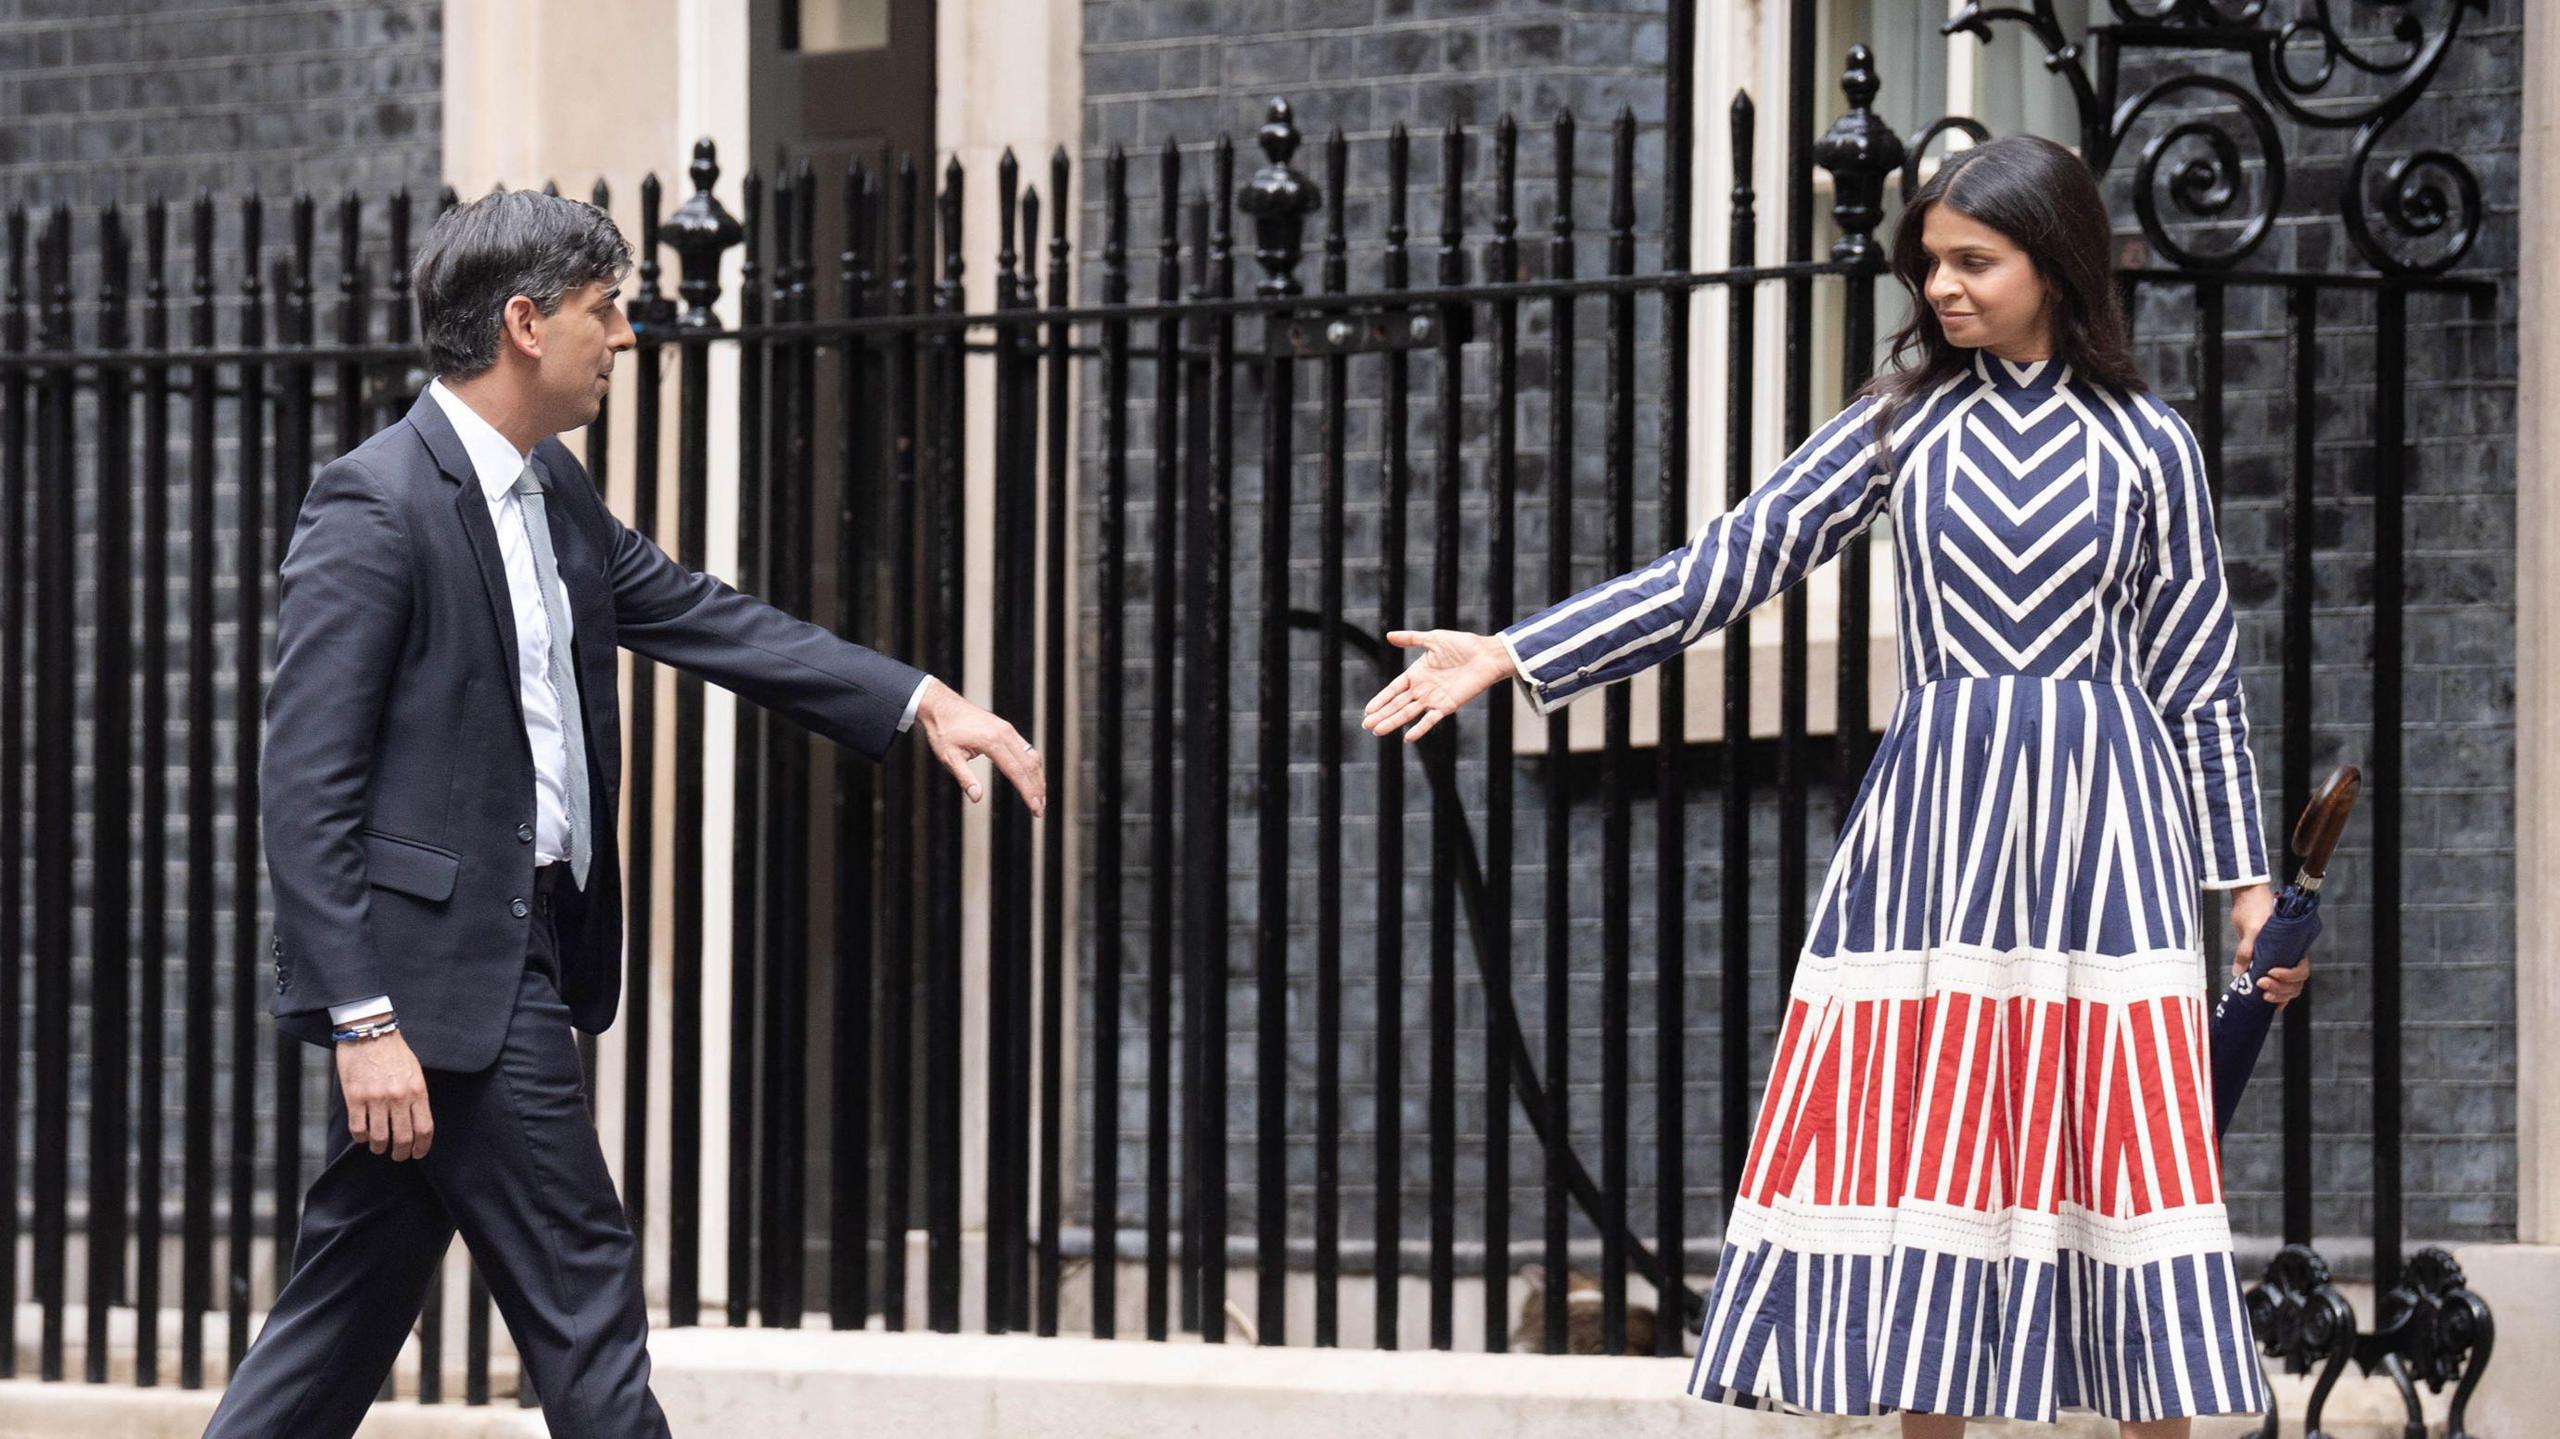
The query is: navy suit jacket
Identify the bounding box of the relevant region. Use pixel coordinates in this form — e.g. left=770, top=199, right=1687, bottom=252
left=262, top=390, right=925, bottom=1071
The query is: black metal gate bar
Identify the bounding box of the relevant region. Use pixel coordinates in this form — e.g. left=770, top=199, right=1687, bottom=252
left=2279, top=278, right=2318, bottom=1251
left=781, top=160, right=817, bottom=1331
left=979, top=161, right=1012, bottom=1327
left=2371, top=281, right=2406, bottom=1292
left=876, top=155, right=921, bottom=1335
left=135, top=197, right=173, bottom=1391
left=828, top=159, right=875, bottom=1334
left=984, top=151, right=1028, bottom=1334
left=1483, top=113, right=1520, bottom=1356
left=1425, top=117, right=1465, bottom=1354
left=1653, top=39, right=1697, bottom=1365
left=2283, top=273, right=2324, bottom=1249
left=463, top=1266, right=489, bottom=1403
left=780, top=160, right=822, bottom=1331
left=85, top=201, right=133, bottom=1388
left=1200, top=139, right=1238, bottom=1344
left=663, top=141, right=725, bottom=1329
left=31, top=205, right=71, bottom=1384
left=1538, top=111, right=1577, bottom=1356
left=728, top=160, right=767, bottom=1330
left=1717, top=95, right=1758, bottom=1222
left=1007, top=157, right=1047, bottom=1333
left=0, top=204, right=22, bottom=1387
left=226, top=190, right=266, bottom=1379
left=1311, top=122, right=1350, bottom=1352
left=1598, top=109, right=1638, bottom=1353
left=1367, top=126, right=1406, bottom=1352
left=1774, top=0, right=1817, bottom=1014
left=1091, top=142, right=1130, bottom=1342
left=1173, top=195, right=1208, bottom=1341
left=178, top=192, right=217, bottom=1391
left=1251, top=114, right=1296, bottom=1348
left=273, top=194, right=319, bottom=1285
left=922, top=155, right=967, bottom=1334
left=1036, top=146, right=1074, bottom=1337
left=1141, top=139, right=1181, bottom=1347
left=750, top=165, right=786, bottom=1330
left=621, top=173, right=665, bottom=1284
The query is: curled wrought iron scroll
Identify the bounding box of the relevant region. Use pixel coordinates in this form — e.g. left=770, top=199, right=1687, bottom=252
left=1926, top=0, right=2485, bottom=274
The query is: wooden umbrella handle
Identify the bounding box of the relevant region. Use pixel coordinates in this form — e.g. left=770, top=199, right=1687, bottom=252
left=2289, top=764, right=2362, bottom=884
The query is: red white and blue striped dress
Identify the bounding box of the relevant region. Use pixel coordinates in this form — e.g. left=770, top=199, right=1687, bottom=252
left=1499, top=353, right=2273, bottom=1424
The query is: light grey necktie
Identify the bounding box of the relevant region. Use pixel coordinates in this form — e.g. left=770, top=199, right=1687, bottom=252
left=513, top=467, right=592, bottom=888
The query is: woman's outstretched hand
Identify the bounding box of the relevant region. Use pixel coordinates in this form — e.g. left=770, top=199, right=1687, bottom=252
left=1361, top=629, right=1518, bottom=743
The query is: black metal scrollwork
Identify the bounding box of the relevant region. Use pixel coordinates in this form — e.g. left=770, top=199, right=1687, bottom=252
left=1928, top=0, right=2484, bottom=273
left=2246, top=1244, right=2359, bottom=1439
left=2366, top=1246, right=2496, bottom=1439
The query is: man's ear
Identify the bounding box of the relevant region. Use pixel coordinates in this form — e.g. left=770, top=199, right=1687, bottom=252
left=500, top=293, right=544, bottom=361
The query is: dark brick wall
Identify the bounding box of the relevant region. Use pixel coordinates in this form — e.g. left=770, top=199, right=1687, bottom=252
left=1074, top=0, right=2524, bottom=1291
left=1, top=0, right=443, bottom=1217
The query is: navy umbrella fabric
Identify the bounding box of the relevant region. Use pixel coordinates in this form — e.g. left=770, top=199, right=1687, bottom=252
left=2209, top=765, right=2358, bottom=1141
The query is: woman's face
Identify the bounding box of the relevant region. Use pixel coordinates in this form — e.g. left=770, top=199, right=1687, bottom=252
left=1920, top=202, right=2052, bottom=361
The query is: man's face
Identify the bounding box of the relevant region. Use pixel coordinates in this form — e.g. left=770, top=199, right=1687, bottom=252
left=524, top=279, right=635, bottom=433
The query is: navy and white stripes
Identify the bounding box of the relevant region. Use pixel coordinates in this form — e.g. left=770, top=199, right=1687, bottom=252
left=1501, top=353, right=2274, bottom=1423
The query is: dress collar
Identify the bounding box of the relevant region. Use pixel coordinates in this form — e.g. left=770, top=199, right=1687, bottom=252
left=1972, top=350, right=2071, bottom=393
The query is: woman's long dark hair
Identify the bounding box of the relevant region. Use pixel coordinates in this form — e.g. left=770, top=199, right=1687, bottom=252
left=1865, top=134, right=2143, bottom=462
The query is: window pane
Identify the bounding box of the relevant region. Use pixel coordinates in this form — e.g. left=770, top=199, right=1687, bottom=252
left=1966, top=1, right=2097, bottom=145
left=799, top=0, right=890, bottom=53
left=1832, top=0, right=1950, bottom=144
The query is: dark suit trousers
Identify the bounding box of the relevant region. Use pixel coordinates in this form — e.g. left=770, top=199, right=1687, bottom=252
left=202, top=896, right=668, bottom=1439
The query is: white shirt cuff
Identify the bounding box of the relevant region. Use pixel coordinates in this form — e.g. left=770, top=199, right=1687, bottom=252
left=329, top=996, right=394, bottom=1026
left=899, top=675, right=934, bottom=733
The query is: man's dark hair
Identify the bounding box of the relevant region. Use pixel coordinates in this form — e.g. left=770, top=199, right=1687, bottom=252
left=412, top=188, right=632, bottom=378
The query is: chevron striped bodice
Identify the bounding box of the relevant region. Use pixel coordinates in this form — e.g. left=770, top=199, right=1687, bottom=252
left=1887, top=353, right=2202, bottom=694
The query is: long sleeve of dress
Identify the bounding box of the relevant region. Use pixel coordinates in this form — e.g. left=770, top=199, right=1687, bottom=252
left=2135, top=400, right=2271, bottom=889
left=1499, top=396, right=1891, bottom=717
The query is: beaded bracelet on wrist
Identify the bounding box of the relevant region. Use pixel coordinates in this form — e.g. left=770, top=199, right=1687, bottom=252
left=330, top=1016, right=401, bottom=1044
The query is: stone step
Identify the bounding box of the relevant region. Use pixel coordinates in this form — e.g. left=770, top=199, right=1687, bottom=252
left=3, top=1301, right=2467, bottom=1438
left=0, top=1379, right=545, bottom=1439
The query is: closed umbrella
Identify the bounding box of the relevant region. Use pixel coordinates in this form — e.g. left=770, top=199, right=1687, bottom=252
left=2209, top=764, right=2358, bottom=1141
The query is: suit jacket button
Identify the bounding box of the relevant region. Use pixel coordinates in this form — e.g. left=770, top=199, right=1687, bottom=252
left=511, top=897, right=530, bottom=918
left=517, top=823, right=535, bottom=843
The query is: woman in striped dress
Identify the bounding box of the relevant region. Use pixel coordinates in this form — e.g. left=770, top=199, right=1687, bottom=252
left=1360, top=135, right=2310, bottom=1436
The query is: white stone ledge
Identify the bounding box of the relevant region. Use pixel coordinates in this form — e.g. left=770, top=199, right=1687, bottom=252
left=645, top=1327, right=2422, bottom=1439
left=0, top=1379, right=545, bottom=1439
left=13, top=1247, right=2546, bottom=1439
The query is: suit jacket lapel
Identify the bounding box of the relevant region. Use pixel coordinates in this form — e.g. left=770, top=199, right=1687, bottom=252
left=407, top=392, right=529, bottom=735
left=453, top=486, right=528, bottom=733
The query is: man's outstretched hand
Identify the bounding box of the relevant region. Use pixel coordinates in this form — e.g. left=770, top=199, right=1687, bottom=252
left=916, top=677, right=1047, bottom=818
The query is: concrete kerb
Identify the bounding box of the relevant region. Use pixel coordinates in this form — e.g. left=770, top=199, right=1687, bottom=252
left=0, top=1379, right=547, bottom=1439
left=643, top=1327, right=2425, bottom=1439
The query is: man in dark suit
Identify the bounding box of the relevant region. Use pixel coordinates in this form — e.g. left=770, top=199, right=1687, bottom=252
left=202, top=189, right=1043, bottom=1438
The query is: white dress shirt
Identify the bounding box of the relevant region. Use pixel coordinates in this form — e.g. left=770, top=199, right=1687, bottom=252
left=332, top=383, right=931, bottom=1029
